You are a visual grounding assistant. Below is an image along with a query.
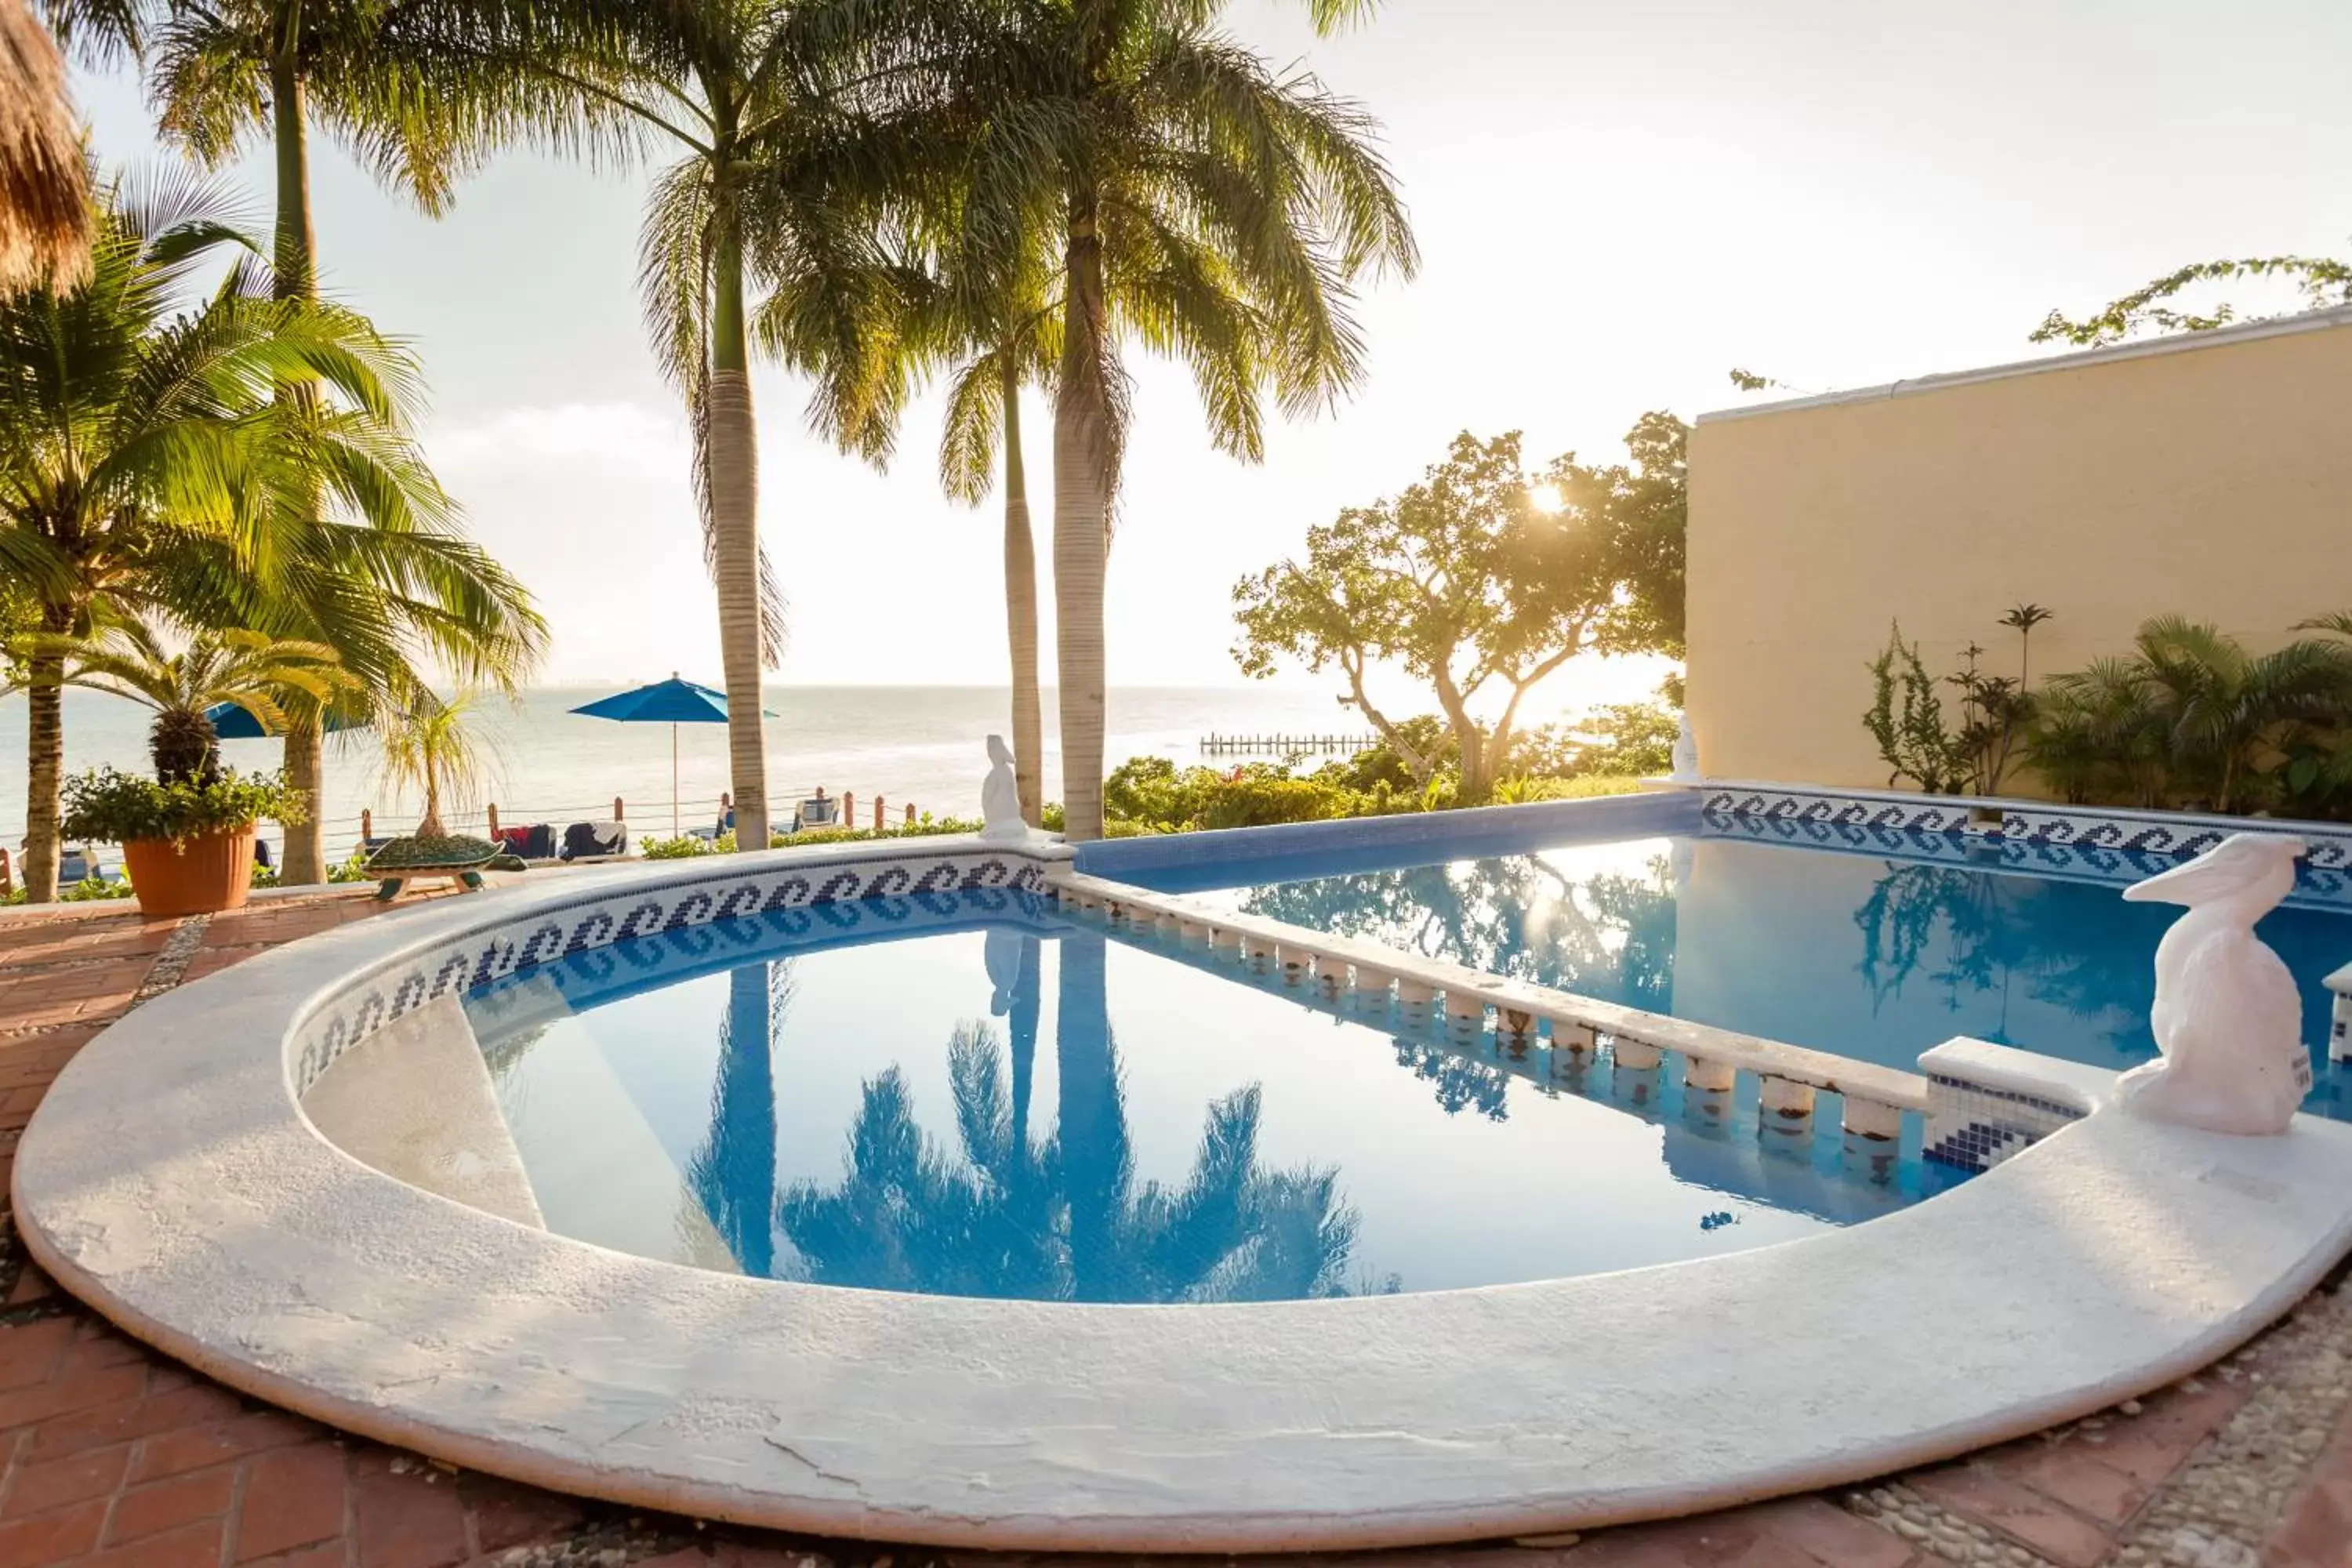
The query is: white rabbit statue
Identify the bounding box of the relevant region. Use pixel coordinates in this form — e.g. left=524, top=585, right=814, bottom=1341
left=2116, top=833, right=2310, bottom=1136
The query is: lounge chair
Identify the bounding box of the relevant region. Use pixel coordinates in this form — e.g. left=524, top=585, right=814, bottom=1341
left=793, top=797, right=840, bottom=832
left=495, top=823, right=557, bottom=861
left=559, top=820, right=630, bottom=863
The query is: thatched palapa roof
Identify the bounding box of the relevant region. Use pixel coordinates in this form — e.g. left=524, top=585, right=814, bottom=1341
left=0, top=0, right=88, bottom=292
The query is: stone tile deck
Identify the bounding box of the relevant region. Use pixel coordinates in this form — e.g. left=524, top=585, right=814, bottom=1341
left=0, top=898, right=2345, bottom=1568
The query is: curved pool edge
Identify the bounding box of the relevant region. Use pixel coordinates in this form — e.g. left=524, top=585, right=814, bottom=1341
left=16, top=833, right=2352, bottom=1553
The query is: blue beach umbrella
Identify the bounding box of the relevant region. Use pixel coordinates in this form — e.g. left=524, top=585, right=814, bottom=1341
left=569, top=674, right=775, bottom=837
left=204, top=702, right=365, bottom=739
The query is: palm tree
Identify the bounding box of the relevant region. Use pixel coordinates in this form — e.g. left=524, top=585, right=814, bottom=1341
left=20, top=615, right=353, bottom=783
left=443, top=0, right=937, bottom=858
left=0, top=0, right=86, bottom=289
left=899, top=0, right=1417, bottom=839
left=938, top=272, right=1058, bottom=825
left=375, top=682, right=492, bottom=838
left=45, top=0, right=550, bottom=880
left=0, top=173, right=524, bottom=898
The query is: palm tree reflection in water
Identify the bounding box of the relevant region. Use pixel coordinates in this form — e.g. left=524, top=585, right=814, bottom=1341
left=775, top=931, right=1363, bottom=1303
left=685, top=960, right=793, bottom=1276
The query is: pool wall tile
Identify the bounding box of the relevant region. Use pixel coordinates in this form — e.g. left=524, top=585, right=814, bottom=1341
left=1699, top=784, right=2352, bottom=906
left=291, top=844, right=1056, bottom=1095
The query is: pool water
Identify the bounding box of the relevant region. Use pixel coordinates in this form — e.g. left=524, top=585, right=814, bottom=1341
left=460, top=891, right=1954, bottom=1303
left=1167, top=832, right=2352, bottom=1120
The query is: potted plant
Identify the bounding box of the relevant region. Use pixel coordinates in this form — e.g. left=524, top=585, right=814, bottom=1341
left=60, top=767, right=306, bottom=917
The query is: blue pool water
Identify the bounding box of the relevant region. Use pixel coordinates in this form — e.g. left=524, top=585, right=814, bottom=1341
left=461, top=890, right=1955, bottom=1302
left=1153, top=829, right=2352, bottom=1120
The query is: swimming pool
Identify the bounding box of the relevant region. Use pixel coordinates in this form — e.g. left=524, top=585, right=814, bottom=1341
left=1113, top=826, right=2352, bottom=1119
left=460, top=888, right=1954, bottom=1301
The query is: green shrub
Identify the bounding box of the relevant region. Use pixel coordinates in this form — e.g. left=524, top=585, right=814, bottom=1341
left=59, top=766, right=306, bottom=848
left=642, top=833, right=720, bottom=859
left=1490, top=775, right=1646, bottom=804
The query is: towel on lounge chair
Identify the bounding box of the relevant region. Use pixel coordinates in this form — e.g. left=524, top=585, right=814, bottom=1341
left=560, top=820, right=629, bottom=862
left=496, top=824, right=557, bottom=860
left=796, top=797, right=839, bottom=829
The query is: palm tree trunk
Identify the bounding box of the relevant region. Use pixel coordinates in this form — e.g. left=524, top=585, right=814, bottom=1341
left=1055, top=931, right=1120, bottom=1301
left=695, top=962, right=777, bottom=1275
left=1009, top=935, right=1040, bottom=1149
left=283, top=714, right=326, bottom=883
left=21, top=638, right=65, bottom=903
left=709, top=221, right=770, bottom=853
left=1053, top=214, right=1112, bottom=841
left=271, top=42, right=331, bottom=883
left=270, top=47, right=315, bottom=301
left=1000, top=358, right=1043, bottom=826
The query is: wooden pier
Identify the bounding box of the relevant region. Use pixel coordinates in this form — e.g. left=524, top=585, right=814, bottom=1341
left=1199, top=732, right=1379, bottom=756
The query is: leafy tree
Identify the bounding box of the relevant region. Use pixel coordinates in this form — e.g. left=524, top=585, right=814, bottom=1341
left=2033, top=256, right=2352, bottom=347
left=16, top=615, right=353, bottom=783
left=0, top=174, right=529, bottom=898
left=1234, top=423, right=1685, bottom=804
left=893, top=0, right=1418, bottom=840
left=1508, top=692, right=1681, bottom=782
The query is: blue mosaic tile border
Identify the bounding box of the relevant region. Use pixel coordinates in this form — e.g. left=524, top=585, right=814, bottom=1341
left=1921, top=1071, right=2086, bottom=1172
left=462, top=884, right=1062, bottom=1042
left=1702, top=786, right=2352, bottom=869
left=290, top=848, right=1051, bottom=1095
left=1701, top=788, right=1980, bottom=837
left=1703, top=789, right=2352, bottom=905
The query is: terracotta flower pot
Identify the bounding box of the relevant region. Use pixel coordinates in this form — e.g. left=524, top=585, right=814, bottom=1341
left=122, top=825, right=256, bottom=918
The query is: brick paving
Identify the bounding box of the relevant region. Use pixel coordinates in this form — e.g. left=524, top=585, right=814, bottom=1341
left=0, top=897, right=2345, bottom=1567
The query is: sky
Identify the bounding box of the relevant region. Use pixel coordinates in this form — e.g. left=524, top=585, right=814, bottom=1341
left=63, top=0, right=2352, bottom=715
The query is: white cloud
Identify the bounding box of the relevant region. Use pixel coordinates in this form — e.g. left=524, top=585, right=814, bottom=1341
left=430, top=402, right=687, bottom=481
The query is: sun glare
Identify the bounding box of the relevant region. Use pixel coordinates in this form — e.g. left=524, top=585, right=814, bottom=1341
left=1527, top=483, right=1565, bottom=515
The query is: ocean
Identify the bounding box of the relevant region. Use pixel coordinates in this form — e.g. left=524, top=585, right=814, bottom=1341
left=0, top=684, right=1363, bottom=861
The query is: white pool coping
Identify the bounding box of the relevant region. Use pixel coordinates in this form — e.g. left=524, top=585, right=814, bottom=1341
left=16, top=838, right=2352, bottom=1552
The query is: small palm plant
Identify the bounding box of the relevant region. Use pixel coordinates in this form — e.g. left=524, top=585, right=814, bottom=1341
left=20, top=617, right=354, bottom=785
left=376, top=687, right=492, bottom=840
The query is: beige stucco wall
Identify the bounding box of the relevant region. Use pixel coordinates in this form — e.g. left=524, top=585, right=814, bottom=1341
left=1686, top=306, right=2352, bottom=790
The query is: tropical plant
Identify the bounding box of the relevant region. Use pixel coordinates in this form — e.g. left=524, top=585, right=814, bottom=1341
left=1236, top=426, right=1682, bottom=802
left=2024, top=615, right=2352, bottom=815
left=1864, top=622, right=1971, bottom=794
left=16, top=616, right=352, bottom=784
left=375, top=685, right=492, bottom=838
left=0, top=0, right=85, bottom=290
left=0, top=173, right=533, bottom=899
left=895, top=0, right=1418, bottom=839
left=47, top=0, right=558, bottom=880
left=2033, top=257, right=2352, bottom=347
left=59, top=763, right=303, bottom=847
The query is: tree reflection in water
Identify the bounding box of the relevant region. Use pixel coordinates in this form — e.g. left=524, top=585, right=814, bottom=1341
left=1852, top=863, right=2155, bottom=1050
left=1243, top=853, right=1677, bottom=1120
left=684, top=959, right=796, bottom=1275
left=775, top=931, right=1363, bottom=1303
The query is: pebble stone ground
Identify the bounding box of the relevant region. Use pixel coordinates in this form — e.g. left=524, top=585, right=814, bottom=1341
left=0, top=894, right=2347, bottom=1568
